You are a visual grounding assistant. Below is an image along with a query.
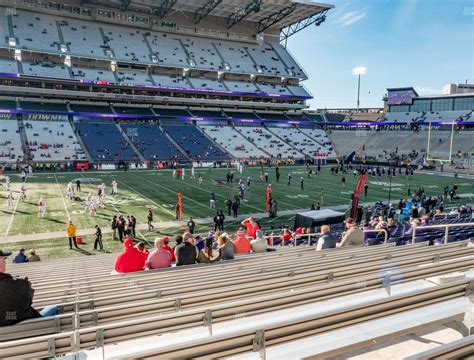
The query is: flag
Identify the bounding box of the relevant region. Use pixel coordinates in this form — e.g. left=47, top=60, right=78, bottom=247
left=177, top=192, right=183, bottom=220
left=351, top=174, right=367, bottom=219
left=266, top=186, right=272, bottom=212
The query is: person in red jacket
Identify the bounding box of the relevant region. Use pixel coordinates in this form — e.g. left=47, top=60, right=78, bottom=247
left=162, top=236, right=176, bottom=263
left=241, top=217, right=260, bottom=238
left=114, top=238, right=145, bottom=273
left=233, top=228, right=251, bottom=254
left=136, top=242, right=149, bottom=265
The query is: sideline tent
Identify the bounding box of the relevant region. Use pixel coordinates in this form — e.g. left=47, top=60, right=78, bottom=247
left=294, top=209, right=346, bottom=229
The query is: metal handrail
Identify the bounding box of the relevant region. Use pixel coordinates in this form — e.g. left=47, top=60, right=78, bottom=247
left=411, top=221, right=474, bottom=244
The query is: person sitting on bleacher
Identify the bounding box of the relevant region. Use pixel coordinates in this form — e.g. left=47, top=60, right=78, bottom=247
left=146, top=238, right=172, bottom=270
left=0, top=249, right=60, bottom=327
left=175, top=233, right=198, bottom=266
left=250, top=230, right=268, bottom=253
left=114, top=238, right=145, bottom=274
left=233, top=228, right=251, bottom=254
left=12, top=248, right=28, bottom=264
left=337, top=218, right=364, bottom=248
left=316, top=225, right=337, bottom=251
left=197, top=237, right=220, bottom=264
left=162, top=237, right=176, bottom=263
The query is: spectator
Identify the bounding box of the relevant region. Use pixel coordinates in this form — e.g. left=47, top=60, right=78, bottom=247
left=136, top=242, right=149, bottom=264
left=405, top=219, right=421, bottom=236
left=114, top=238, right=145, bottom=273
left=66, top=221, right=80, bottom=250
left=194, top=235, right=204, bottom=252
left=175, top=233, right=197, bottom=266
left=251, top=229, right=268, bottom=253
left=146, top=238, right=172, bottom=270
left=316, top=225, right=337, bottom=251
left=233, top=228, right=251, bottom=254
left=28, top=249, right=41, bottom=262
left=197, top=237, right=220, bottom=264
left=337, top=218, right=364, bottom=247
left=162, top=237, right=176, bottom=263
left=0, top=249, right=60, bottom=327
left=280, top=228, right=292, bottom=244
left=241, top=217, right=260, bottom=238
left=217, top=233, right=234, bottom=260
left=13, top=249, right=28, bottom=264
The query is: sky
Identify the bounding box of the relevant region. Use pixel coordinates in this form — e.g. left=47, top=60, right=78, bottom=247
left=286, top=0, right=474, bottom=109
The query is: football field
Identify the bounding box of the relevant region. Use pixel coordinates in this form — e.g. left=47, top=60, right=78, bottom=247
left=0, top=165, right=472, bottom=260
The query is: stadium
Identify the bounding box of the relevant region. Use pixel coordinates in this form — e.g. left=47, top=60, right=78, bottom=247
left=0, top=0, right=473, bottom=358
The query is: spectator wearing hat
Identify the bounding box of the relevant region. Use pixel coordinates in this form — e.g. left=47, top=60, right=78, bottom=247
left=175, top=233, right=198, bottom=266
left=251, top=229, right=268, bottom=253
left=28, top=250, right=41, bottom=262
left=337, top=218, right=364, bottom=247
left=146, top=238, right=172, bottom=270
left=233, top=228, right=251, bottom=254
left=114, top=238, right=145, bottom=273
left=66, top=221, right=80, bottom=250
left=0, top=249, right=60, bottom=327
left=316, top=225, right=337, bottom=251
left=162, top=237, right=176, bottom=263
left=197, top=237, right=220, bottom=264
left=13, top=249, right=28, bottom=264
left=217, top=233, right=235, bottom=260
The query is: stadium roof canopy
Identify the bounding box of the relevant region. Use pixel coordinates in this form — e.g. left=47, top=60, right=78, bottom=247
left=86, top=0, right=334, bottom=32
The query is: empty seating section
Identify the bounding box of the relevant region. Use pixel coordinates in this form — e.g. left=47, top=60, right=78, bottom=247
left=3, top=7, right=307, bottom=84
left=384, top=112, right=424, bottom=122
left=113, top=106, right=153, bottom=116
left=188, top=77, right=226, bottom=91
left=182, top=37, right=222, bottom=70
left=0, top=58, right=18, bottom=73
left=0, top=99, right=17, bottom=110
left=272, top=43, right=306, bottom=77
left=69, top=103, right=113, bottom=114
left=151, top=74, right=189, bottom=88
left=75, top=122, right=137, bottom=161
left=12, top=11, right=61, bottom=52
left=256, top=82, right=291, bottom=95
left=327, top=129, right=368, bottom=156
left=154, top=108, right=190, bottom=117
left=116, top=70, right=152, bottom=86
left=269, top=126, right=333, bottom=157
left=225, top=80, right=259, bottom=93
left=0, top=11, right=8, bottom=45
left=121, top=123, right=183, bottom=161
left=147, top=32, right=188, bottom=67
left=299, top=127, right=335, bottom=156
left=162, top=123, right=229, bottom=160
left=225, top=111, right=257, bottom=119
left=59, top=19, right=107, bottom=58
left=20, top=101, right=68, bottom=112
left=24, top=121, right=86, bottom=161
left=0, top=119, right=24, bottom=163
left=257, top=113, right=288, bottom=120
left=237, top=126, right=302, bottom=158
left=287, top=85, right=311, bottom=97
left=423, top=110, right=470, bottom=122
left=22, top=61, right=71, bottom=79
left=103, top=28, right=149, bottom=63
left=189, top=110, right=224, bottom=118
left=303, top=113, right=324, bottom=122
left=199, top=124, right=267, bottom=159
left=325, top=113, right=347, bottom=122
left=71, top=66, right=116, bottom=83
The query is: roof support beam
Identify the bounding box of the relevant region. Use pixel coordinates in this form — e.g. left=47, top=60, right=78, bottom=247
left=226, top=0, right=262, bottom=29
left=256, top=4, right=297, bottom=34
left=280, top=9, right=329, bottom=42
left=153, top=0, right=178, bottom=19
left=194, top=0, right=222, bottom=25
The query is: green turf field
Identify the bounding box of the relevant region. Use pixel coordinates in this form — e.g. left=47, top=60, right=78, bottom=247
left=0, top=166, right=473, bottom=260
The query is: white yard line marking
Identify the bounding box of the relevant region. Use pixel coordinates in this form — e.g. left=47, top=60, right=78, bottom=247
left=5, top=192, right=22, bottom=237
left=113, top=177, right=175, bottom=219
left=54, top=173, right=71, bottom=221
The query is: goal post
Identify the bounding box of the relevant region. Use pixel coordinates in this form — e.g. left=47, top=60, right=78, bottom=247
left=425, top=121, right=455, bottom=165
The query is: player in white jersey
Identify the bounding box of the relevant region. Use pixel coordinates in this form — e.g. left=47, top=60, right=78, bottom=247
left=89, top=197, right=97, bottom=215
left=5, top=176, right=10, bottom=191
left=99, top=193, right=105, bottom=208
left=238, top=163, right=244, bottom=174
left=191, top=165, right=196, bottom=179
left=20, top=184, right=27, bottom=201
left=111, top=180, right=118, bottom=195
left=181, top=168, right=185, bottom=180
left=198, top=175, right=203, bottom=184
left=85, top=193, right=92, bottom=210
left=38, top=198, right=46, bottom=217
left=7, top=191, right=14, bottom=210
left=28, top=165, right=33, bottom=176
left=172, top=169, right=176, bottom=179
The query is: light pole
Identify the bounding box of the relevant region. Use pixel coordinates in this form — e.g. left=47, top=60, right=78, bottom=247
left=352, top=66, right=367, bottom=112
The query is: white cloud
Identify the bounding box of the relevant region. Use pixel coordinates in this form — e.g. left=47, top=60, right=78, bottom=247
left=334, top=10, right=367, bottom=28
